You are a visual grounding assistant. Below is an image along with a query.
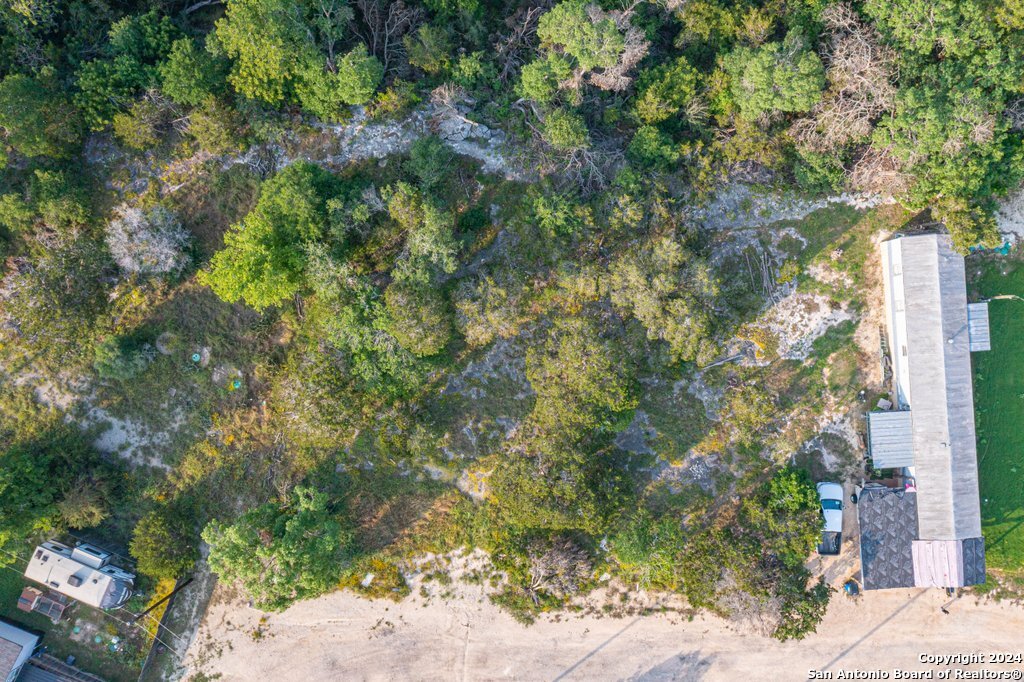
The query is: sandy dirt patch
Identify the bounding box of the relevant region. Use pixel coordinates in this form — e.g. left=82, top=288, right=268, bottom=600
left=184, top=579, right=1024, bottom=682
left=751, top=291, right=855, bottom=362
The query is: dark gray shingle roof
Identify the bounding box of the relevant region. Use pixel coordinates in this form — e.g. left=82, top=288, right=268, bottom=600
left=858, top=485, right=918, bottom=590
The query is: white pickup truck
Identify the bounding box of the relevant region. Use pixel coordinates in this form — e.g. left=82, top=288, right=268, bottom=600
left=816, top=481, right=844, bottom=555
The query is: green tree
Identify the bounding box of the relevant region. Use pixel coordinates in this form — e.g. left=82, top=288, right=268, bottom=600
left=531, top=191, right=587, bottom=239
left=723, top=30, right=825, bottom=120
left=159, top=37, right=229, bottom=107
left=404, top=136, right=454, bottom=191
left=490, top=444, right=618, bottom=535
left=213, top=0, right=314, bottom=104
left=386, top=182, right=458, bottom=282
left=864, top=0, right=999, bottom=59
left=73, top=11, right=180, bottom=129
left=0, top=396, right=103, bottom=567
left=112, top=98, right=166, bottom=151
left=870, top=67, right=1024, bottom=250
left=0, top=442, right=61, bottom=559
left=542, top=108, right=590, bottom=150
left=107, top=9, right=179, bottom=64
left=187, top=97, right=245, bottom=154
left=740, top=467, right=820, bottom=568
left=384, top=280, right=453, bottom=357
left=518, top=53, right=573, bottom=104
left=203, top=486, right=353, bottom=611
left=932, top=198, right=1001, bottom=253
left=200, top=162, right=340, bottom=309
left=997, top=0, right=1024, bottom=29
left=130, top=508, right=199, bottom=579
left=297, top=45, right=383, bottom=119
left=633, top=57, right=700, bottom=125
left=0, top=71, right=82, bottom=159
left=56, top=477, right=109, bottom=530
left=538, top=0, right=624, bottom=72
left=0, top=241, right=109, bottom=367
left=608, top=235, right=719, bottom=363
left=333, top=44, right=384, bottom=105
left=93, top=336, right=154, bottom=381
left=609, top=510, right=685, bottom=589
left=627, top=126, right=680, bottom=170
left=405, top=24, right=452, bottom=75
left=0, top=169, right=90, bottom=237
left=303, top=245, right=431, bottom=401
left=526, top=315, right=638, bottom=441
left=74, top=56, right=151, bottom=130
left=773, top=577, right=831, bottom=641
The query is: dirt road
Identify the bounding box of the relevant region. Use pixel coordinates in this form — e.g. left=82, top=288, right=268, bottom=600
left=183, top=578, right=1024, bottom=682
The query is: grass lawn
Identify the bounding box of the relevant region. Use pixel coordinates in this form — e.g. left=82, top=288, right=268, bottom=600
left=969, top=256, right=1024, bottom=575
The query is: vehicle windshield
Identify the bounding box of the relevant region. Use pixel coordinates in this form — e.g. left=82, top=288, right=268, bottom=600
left=821, top=499, right=842, bottom=511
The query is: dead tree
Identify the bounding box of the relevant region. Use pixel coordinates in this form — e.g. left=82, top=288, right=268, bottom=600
left=353, top=0, right=422, bottom=72
left=849, top=145, right=912, bottom=195
left=790, top=3, right=897, bottom=153
left=585, top=3, right=650, bottom=93
left=527, top=537, right=592, bottom=603
left=1005, top=97, right=1024, bottom=132
left=494, top=5, right=547, bottom=84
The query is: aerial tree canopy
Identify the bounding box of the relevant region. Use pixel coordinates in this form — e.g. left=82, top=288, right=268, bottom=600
left=723, top=30, right=825, bottom=121
left=203, top=486, right=353, bottom=611
left=201, top=162, right=341, bottom=309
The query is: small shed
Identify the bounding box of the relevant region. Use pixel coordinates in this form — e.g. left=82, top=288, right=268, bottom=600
left=17, top=588, right=67, bottom=624
left=967, top=302, right=991, bottom=352
left=867, top=410, right=914, bottom=469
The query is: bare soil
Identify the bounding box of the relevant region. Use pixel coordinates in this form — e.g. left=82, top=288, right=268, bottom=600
left=183, top=578, right=1024, bottom=681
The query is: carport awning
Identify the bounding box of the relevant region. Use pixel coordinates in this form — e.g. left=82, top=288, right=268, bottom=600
left=868, top=410, right=914, bottom=468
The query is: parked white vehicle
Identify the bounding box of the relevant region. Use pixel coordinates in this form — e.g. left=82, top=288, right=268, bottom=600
left=816, top=482, right=844, bottom=555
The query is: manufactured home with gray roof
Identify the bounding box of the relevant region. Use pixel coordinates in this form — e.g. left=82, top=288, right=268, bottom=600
left=860, top=232, right=988, bottom=590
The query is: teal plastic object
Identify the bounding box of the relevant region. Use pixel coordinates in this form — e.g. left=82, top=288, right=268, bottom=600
left=970, top=241, right=1012, bottom=255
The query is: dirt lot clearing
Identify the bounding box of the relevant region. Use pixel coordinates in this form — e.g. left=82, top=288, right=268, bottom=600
left=184, top=581, right=1024, bottom=681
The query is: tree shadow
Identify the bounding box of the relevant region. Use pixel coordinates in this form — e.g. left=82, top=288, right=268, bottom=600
left=819, top=590, right=926, bottom=671
left=628, top=650, right=716, bottom=681
left=551, top=617, right=715, bottom=682
left=985, top=515, right=1024, bottom=551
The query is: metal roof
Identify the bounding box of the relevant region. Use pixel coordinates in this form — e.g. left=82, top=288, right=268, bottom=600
left=880, top=234, right=983, bottom=541
left=867, top=410, right=915, bottom=469
left=24, top=542, right=133, bottom=610
left=857, top=485, right=919, bottom=590
left=967, top=302, right=991, bottom=352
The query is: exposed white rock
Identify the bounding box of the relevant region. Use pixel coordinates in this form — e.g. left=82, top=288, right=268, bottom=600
left=694, top=183, right=891, bottom=232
